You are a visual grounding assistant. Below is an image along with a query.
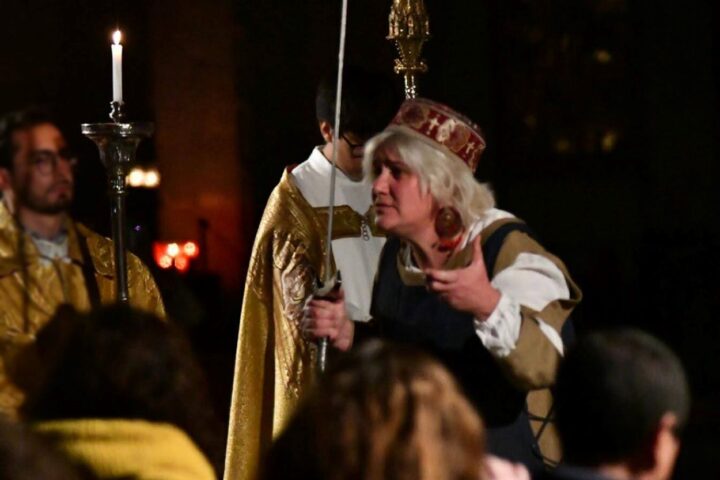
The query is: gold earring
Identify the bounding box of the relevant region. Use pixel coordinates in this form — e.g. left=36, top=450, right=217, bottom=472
left=435, top=206, right=464, bottom=251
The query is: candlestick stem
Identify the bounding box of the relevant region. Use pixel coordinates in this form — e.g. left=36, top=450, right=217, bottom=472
left=81, top=121, right=154, bottom=303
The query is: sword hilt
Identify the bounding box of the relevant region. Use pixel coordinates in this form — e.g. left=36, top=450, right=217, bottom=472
left=316, top=271, right=342, bottom=373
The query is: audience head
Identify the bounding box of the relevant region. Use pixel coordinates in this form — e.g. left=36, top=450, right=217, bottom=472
left=265, top=340, right=485, bottom=480
left=22, top=304, right=224, bottom=475
left=555, top=329, right=690, bottom=480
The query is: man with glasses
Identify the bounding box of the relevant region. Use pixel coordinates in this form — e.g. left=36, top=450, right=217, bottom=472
left=0, top=108, right=164, bottom=419
left=224, top=69, right=398, bottom=480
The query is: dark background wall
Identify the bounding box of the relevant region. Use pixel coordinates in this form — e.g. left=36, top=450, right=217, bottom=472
left=0, top=0, right=717, bottom=476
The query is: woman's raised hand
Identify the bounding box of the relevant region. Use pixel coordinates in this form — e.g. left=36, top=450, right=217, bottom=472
left=424, top=235, right=501, bottom=320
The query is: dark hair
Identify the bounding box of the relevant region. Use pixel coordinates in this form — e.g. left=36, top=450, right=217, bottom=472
left=555, top=329, right=690, bottom=467
left=0, top=419, right=95, bottom=480
left=315, top=66, right=399, bottom=139
left=0, top=108, right=60, bottom=171
left=264, top=340, right=485, bottom=480
left=22, top=304, right=225, bottom=476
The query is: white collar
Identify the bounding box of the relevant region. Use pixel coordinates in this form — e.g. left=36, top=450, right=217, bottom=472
left=308, top=147, right=365, bottom=184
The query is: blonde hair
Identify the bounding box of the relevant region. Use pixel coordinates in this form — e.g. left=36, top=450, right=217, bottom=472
left=265, top=341, right=485, bottom=480
left=363, top=129, right=495, bottom=226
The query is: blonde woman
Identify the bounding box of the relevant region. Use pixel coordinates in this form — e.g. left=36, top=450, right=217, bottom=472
left=304, top=98, right=582, bottom=471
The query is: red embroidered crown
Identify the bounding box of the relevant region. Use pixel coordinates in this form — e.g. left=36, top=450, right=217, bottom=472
left=388, top=98, right=486, bottom=172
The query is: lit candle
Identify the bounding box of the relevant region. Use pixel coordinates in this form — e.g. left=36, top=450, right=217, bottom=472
left=111, top=30, right=123, bottom=103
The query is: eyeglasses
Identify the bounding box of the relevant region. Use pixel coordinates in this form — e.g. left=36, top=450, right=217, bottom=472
left=341, top=133, right=365, bottom=157
left=29, top=148, right=78, bottom=175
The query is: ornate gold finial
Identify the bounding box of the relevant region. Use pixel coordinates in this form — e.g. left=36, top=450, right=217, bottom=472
left=388, top=0, right=431, bottom=99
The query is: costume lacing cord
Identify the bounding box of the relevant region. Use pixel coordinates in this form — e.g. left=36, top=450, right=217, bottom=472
left=527, top=402, right=559, bottom=468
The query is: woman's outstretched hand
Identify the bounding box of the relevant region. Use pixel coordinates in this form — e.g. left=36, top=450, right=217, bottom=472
left=424, top=235, right=501, bottom=320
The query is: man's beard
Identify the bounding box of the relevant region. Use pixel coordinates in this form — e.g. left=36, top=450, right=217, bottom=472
left=17, top=186, right=73, bottom=215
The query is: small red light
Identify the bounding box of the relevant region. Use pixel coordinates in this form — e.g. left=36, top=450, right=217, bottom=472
left=154, top=241, right=198, bottom=272
left=154, top=242, right=171, bottom=268
left=174, top=255, right=190, bottom=272
left=175, top=255, right=190, bottom=272
left=183, top=241, right=199, bottom=258
left=158, top=255, right=173, bottom=269
left=166, top=243, right=180, bottom=258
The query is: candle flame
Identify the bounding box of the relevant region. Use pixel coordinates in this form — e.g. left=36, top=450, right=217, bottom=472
left=112, top=30, right=122, bottom=45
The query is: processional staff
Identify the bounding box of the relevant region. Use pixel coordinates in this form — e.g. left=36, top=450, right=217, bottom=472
left=388, top=0, right=431, bottom=99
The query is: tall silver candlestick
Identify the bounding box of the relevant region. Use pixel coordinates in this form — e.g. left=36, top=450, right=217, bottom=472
left=81, top=102, right=154, bottom=303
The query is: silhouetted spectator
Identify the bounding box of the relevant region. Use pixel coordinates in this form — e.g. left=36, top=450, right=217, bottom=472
left=264, top=340, right=486, bottom=480
left=537, top=329, right=690, bottom=480
left=22, top=304, right=224, bottom=479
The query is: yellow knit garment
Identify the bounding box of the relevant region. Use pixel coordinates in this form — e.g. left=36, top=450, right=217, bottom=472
left=34, top=418, right=216, bottom=480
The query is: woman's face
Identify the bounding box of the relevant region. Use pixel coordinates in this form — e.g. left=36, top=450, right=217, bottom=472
left=371, top=146, right=435, bottom=238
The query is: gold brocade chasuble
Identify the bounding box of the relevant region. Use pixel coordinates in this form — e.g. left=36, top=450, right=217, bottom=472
left=0, top=202, right=165, bottom=419
left=224, top=168, right=381, bottom=480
